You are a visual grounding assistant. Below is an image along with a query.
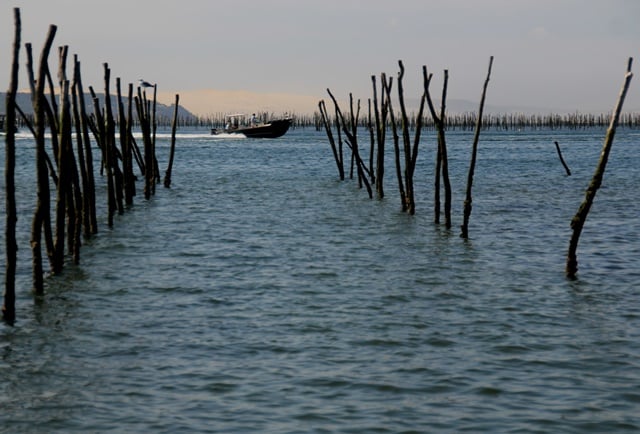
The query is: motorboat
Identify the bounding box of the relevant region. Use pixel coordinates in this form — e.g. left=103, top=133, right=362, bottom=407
left=211, top=114, right=292, bottom=138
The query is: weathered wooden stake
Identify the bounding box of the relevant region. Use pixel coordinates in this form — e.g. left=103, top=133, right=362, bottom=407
left=29, top=25, right=58, bottom=294
left=52, top=46, right=71, bottom=274
left=136, top=88, right=154, bottom=200
left=327, top=89, right=372, bottom=198
left=318, top=100, right=344, bottom=180
left=396, top=60, right=426, bottom=215
left=56, top=49, right=82, bottom=265
left=382, top=74, right=406, bottom=212
left=25, top=43, right=56, bottom=271
left=371, top=75, right=384, bottom=197
left=72, top=56, right=98, bottom=235
left=566, top=58, right=633, bottom=278
left=125, top=83, right=137, bottom=202
left=424, top=66, right=452, bottom=227
left=164, top=94, right=180, bottom=188
left=554, top=141, right=572, bottom=176
left=461, top=56, right=494, bottom=239
left=3, top=7, right=21, bottom=325
left=367, top=98, right=376, bottom=188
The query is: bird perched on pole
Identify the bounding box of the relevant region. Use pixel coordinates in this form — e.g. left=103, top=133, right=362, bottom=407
left=139, top=79, right=154, bottom=88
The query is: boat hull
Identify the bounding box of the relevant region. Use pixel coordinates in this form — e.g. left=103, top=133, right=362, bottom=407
left=211, top=118, right=292, bottom=138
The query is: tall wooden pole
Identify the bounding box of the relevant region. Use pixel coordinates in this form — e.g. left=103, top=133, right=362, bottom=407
left=3, top=8, right=21, bottom=325
left=72, top=56, right=98, bottom=235
left=461, top=56, right=494, bottom=239
left=164, top=94, right=180, bottom=188
left=566, top=58, right=633, bottom=277
left=30, top=25, right=57, bottom=294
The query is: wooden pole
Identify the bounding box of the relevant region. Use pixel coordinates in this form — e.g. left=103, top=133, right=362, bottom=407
left=116, top=78, right=130, bottom=202
left=554, top=141, right=572, bottom=176
left=371, top=75, right=383, bottom=197
left=397, top=61, right=412, bottom=211
left=151, top=84, right=159, bottom=188
left=164, top=94, right=179, bottom=188
left=327, top=89, right=372, bottom=198
left=125, top=83, right=137, bottom=202
left=3, top=7, right=21, bottom=325
left=461, top=56, right=494, bottom=239
left=318, top=99, right=344, bottom=180
left=424, top=66, right=452, bottom=227
left=30, top=25, right=57, bottom=294
left=566, top=58, right=633, bottom=278
left=407, top=74, right=426, bottom=216
left=56, top=49, right=82, bottom=265
left=367, top=98, right=375, bottom=188
left=396, top=60, right=425, bottom=215
left=136, top=89, right=154, bottom=200
left=52, top=47, right=71, bottom=274
left=383, top=74, right=406, bottom=212
left=72, top=56, right=98, bottom=235
left=102, top=63, right=121, bottom=224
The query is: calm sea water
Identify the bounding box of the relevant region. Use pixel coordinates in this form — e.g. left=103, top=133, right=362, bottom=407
left=1, top=126, right=639, bottom=433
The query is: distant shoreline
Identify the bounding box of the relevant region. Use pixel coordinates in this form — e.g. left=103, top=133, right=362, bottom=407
left=2, top=90, right=638, bottom=130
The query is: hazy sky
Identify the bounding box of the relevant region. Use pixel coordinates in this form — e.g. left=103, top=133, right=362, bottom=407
left=2, top=0, right=639, bottom=114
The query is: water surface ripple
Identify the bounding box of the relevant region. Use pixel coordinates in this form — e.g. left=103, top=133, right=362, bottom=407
left=1, top=128, right=639, bottom=432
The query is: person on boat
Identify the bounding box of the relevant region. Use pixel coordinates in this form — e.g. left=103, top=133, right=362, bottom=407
left=251, top=113, right=258, bottom=126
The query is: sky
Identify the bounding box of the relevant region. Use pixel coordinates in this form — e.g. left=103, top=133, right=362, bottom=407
left=1, top=0, right=639, bottom=115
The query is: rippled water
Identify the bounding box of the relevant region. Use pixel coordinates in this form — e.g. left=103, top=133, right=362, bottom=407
left=1, top=126, right=640, bottom=433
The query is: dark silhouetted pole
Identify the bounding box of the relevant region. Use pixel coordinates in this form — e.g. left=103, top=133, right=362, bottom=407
left=3, top=8, right=21, bottom=325
left=566, top=58, right=633, bottom=278
left=164, top=94, right=180, bottom=188
left=554, top=141, right=572, bottom=176
left=461, top=56, right=494, bottom=239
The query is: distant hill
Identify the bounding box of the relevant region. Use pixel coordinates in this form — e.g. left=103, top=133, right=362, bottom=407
left=0, top=92, right=198, bottom=122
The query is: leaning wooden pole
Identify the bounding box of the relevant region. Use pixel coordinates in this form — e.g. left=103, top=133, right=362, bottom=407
left=30, top=25, right=57, bottom=294
left=566, top=58, right=633, bottom=278
left=327, top=89, right=372, bottom=198
left=3, top=7, right=21, bottom=325
left=73, top=56, right=98, bottom=235
left=554, top=141, right=572, bottom=176
left=382, top=75, right=405, bottom=211
left=460, top=56, right=494, bottom=239
left=318, top=100, right=344, bottom=180
left=164, top=94, right=180, bottom=188
left=424, top=66, right=448, bottom=225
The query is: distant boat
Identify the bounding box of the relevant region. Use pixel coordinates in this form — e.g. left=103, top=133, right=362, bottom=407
left=211, top=114, right=292, bottom=138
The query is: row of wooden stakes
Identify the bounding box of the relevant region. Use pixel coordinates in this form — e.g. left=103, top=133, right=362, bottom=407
left=318, top=57, right=634, bottom=279
left=2, top=8, right=179, bottom=325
